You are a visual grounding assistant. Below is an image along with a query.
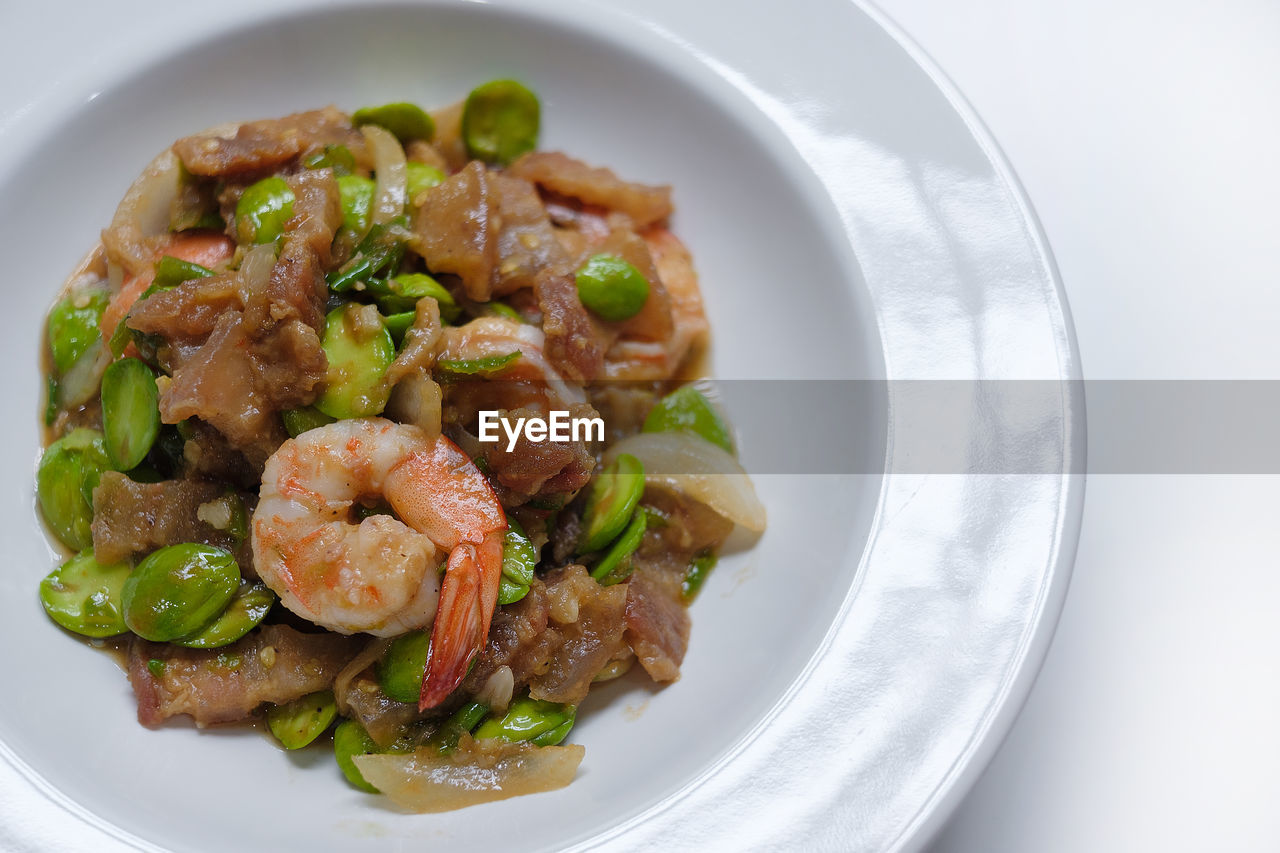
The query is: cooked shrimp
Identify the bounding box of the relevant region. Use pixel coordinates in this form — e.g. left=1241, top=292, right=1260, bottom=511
left=440, top=316, right=586, bottom=409
left=603, top=227, right=708, bottom=380
left=252, top=417, right=506, bottom=709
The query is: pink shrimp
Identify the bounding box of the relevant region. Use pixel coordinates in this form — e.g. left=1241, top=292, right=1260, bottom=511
left=251, top=418, right=506, bottom=709
left=603, top=227, right=709, bottom=380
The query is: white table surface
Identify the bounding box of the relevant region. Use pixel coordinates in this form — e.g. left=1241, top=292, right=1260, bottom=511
left=870, top=1, right=1280, bottom=851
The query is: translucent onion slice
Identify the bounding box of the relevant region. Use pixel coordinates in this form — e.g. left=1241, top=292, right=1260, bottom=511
left=104, top=149, right=182, bottom=276
left=236, top=242, right=277, bottom=304
left=333, top=638, right=392, bottom=718
left=354, top=741, right=585, bottom=812
left=603, top=432, right=766, bottom=532
left=110, top=150, right=180, bottom=239
left=58, top=338, right=110, bottom=409
left=362, top=124, right=407, bottom=226
left=103, top=121, right=237, bottom=278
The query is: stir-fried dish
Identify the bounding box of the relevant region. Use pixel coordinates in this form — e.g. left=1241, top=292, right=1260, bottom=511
left=35, top=81, right=765, bottom=810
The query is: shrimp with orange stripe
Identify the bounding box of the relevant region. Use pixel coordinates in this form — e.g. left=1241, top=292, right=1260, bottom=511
left=251, top=417, right=506, bottom=709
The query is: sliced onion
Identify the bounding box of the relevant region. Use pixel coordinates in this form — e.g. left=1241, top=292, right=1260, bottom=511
left=354, top=741, right=585, bottom=812
left=333, top=638, right=391, bottom=718
left=362, top=124, right=407, bottom=226
left=111, top=149, right=181, bottom=238
left=103, top=149, right=182, bottom=275
left=103, top=121, right=240, bottom=277
left=236, top=242, right=276, bottom=304
left=387, top=372, right=443, bottom=439
left=604, top=432, right=766, bottom=532
left=58, top=338, right=110, bottom=409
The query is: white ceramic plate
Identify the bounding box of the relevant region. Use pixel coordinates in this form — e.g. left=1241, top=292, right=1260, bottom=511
left=0, top=1, right=1083, bottom=850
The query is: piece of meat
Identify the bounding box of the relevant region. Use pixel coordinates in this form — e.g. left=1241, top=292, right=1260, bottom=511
left=529, top=566, right=628, bottom=704
left=544, top=195, right=613, bottom=246
left=244, top=314, right=329, bottom=414
left=623, top=565, right=689, bottom=683
left=533, top=269, right=607, bottom=381
left=640, top=488, right=735, bottom=561
left=102, top=232, right=238, bottom=340
left=481, top=405, right=596, bottom=501
left=461, top=566, right=627, bottom=706
left=597, top=227, right=673, bottom=343
left=172, top=107, right=366, bottom=178
left=384, top=297, right=443, bottom=386
left=157, top=312, right=274, bottom=452
left=131, top=170, right=339, bottom=460
left=488, top=173, right=572, bottom=296
left=404, top=139, right=449, bottom=174
left=612, top=487, right=733, bottom=684
left=91, top=471, right=255, bottom=572
left=128, top=625, right=362, bottom=726
left=535, top=198, right=679, bottom=379
left=466, top=581, right=553, bottom=692
left=180, top=421, right=260, bottom=489
left=339, top=673, right=421, bottom=748
left=509, top=152, right=673, bottom=228
left=127, top=272, right=243, bottom=342
left=411, top=161, right=496, bottom=301
left=237, top=169, right=339, bottom=410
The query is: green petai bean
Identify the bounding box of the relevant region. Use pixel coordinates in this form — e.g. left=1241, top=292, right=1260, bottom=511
left=577, top=453, right=644, bottom=553
left=352, top=102, right=434, bottom=143
left=39, top=550, right=132, bottom=638
left=268, top=690, right=337, bottom=750
left=642, top=385, right=734, bottom=454
left=304, top=144, right=356, bottom=176
left=120, top=543, right=240, bottom=642
left=235, top=176, right=295, bottom=244
left=590, top=507, right=647, bottom=586
left=316, top=303, right=396, bottom=419
left=497, top=517, right=537, bottom=604
left=462, top=80, right=540, bottom=165
left=377, top=630, right=430, bottom=704
left=405, top=162, right=446, bottom=200
left=337, top=174, right=375, bottom=235
left=282, top=406, right=336, bottom=438
left=371, top=272, right=458, bottom=320
left=37, top=428, right=110, bottom=551
left=174, top=581, right=274, bottom=649
left=334, top=719, right=381, bottom=793
left=473, top=695, right=575, bottom=746
left=47, top=289, right=109, bottom=375
left=497, top=576, right=529, bottom=606
left=575, top=253, right=649, bottom=322
left=100, top=358, right=161, bottom=472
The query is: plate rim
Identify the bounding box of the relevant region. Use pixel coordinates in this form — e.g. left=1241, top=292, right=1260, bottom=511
left=856, top=0, right=1086, bottom=846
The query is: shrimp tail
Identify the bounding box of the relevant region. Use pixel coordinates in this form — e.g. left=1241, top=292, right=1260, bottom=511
left=419, top=531, right=504, bottom=710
